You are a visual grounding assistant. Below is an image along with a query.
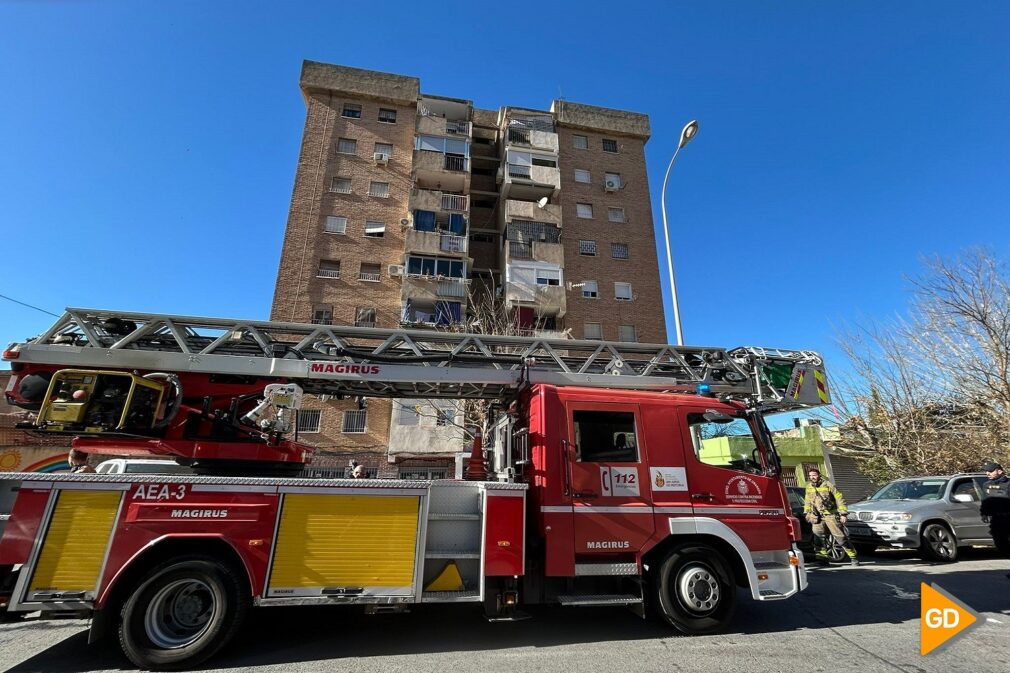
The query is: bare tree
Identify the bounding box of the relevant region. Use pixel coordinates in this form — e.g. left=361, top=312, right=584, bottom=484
left=830, top=250, right=1010, bottom=482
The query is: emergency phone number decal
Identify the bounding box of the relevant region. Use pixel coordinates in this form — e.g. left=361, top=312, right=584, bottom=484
left=600, top=466, right=640, bottom=497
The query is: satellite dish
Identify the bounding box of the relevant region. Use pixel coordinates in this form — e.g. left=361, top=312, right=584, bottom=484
left=537, top=196, right=549, bottom=209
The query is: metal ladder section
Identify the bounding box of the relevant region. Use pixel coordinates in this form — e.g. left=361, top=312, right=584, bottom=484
left=421, top=482, right=484, bottom=603
left=8, top=308, right=828, bottom=410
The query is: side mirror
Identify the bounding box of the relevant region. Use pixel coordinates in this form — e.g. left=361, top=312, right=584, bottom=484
left=702, top=410, right=734, bottom=424
left=952, top=493, right=974, bottom=503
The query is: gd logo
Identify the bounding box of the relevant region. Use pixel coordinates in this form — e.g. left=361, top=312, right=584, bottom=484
left=920, top=583, right=980, bottom=655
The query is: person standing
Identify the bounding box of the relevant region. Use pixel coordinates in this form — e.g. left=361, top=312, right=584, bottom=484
left=804, top=467, right=859, bottom=566
left=980, top=462, right=1010, bottom=568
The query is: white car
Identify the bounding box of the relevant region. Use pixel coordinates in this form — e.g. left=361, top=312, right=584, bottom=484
left=95, top=458, right=192, bottom=475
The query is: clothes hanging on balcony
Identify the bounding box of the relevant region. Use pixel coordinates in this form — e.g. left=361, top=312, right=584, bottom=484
left=402, top=298, right=415, bottom=323
left=435, top=301, right=462, bottom=325
left=414, top=209, right=436, bottom=232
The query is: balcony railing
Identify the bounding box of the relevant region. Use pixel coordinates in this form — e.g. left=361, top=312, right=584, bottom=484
left=446, top=120, right=472, bottom=135
left=316, top=269, right=341, bottom=279
left=509, top=241, right=533, bottom=260
left=441, top=193, right=468, bottom=211
left=507, top=163, right=531, bottom=179
left=507, top=128, right=531, bottom=145
left=354, top=321, right=376, bottom=328
left=358, top=272, right=381, bottom=282
left=444, top=154, right=467, bottom=172
left=437, top=281, right=466, bottom=298
left=440, top=234, right=467, bottom=254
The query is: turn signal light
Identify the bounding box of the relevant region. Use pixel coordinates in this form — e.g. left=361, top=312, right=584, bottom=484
left=789, top=554, right=801, bottom=567
left=2, top=347, right=18, bottom=360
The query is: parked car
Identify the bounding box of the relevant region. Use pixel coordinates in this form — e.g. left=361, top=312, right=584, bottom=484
left=845, top=473, right=993, bottom=562
left=95, top=458, right=192, bottom=475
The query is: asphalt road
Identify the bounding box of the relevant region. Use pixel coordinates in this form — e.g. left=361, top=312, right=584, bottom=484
left=2, top=550, right=1008, bottom=673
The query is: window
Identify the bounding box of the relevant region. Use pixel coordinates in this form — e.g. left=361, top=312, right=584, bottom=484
left=399, top=465, right=449, bottom=480
left=329, top=177, right=352, bottom=194
left=324, top=216, right=347, bottom=234
left=342, top=409, right=367, bottom=433
left=354, top=307, right=376, bottom=328
left=317, top=260, right=340, bottom=279
left=951, top=478, right=980, bottom=502
left=368, top=181, right=390, bottom=198
left=611, top=243, right=629, bottom=259
left=688, top=412, right=764, bottom=474
left=359, top=263, right=381, bottom=282
left=581, top=280, right=598, bottom=299
left=604, top=172, right=622, bottom=189
left=574, top=169, right=591, bottom=184
left=396, top=402, right=420, bottom=426
left=337, top=137, right=357, bottom=154
left=364, top=221, right=386, bottom=238
left=602, top=138, right=619, bottom=153
left=311, top=305, right=333, bottom=325
left=584, top=322, right=602, bottom=340
left=615, top=282, right=633, bottom=301
left=378, top=108, right=397, bottom=123
left=579, top=240, right=597, bottom=256
left=341, top=103, right=362, bottom=119
left=618, top=325, right=637, bottom=342
left=573, top=410, right=638, bottom=462
left=531, top=155, right=557, bottom=168
left=573, top=134, right=589, bottom=150
left=374, top=142, right=393, bottom=159
left=406, top=255, right=466, bottom=278
left=576, top=203, right=594, bottom=219
left=298, top=409, right=322, bottom=433
left=536, top=268, right=561, bottom=286
left=608, top=207, right=625, bottom=223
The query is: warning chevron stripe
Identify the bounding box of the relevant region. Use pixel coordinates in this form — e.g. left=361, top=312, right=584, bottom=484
left=814, top=369, right=828, bottom=403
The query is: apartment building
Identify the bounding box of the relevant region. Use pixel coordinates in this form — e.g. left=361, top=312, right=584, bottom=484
left=271, top=61, right=666, bottom=477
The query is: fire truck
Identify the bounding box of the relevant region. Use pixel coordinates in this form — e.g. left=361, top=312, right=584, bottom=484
left=0, top=309, right=830, bottom=669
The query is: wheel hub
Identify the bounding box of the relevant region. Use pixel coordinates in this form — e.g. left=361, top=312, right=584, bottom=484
left=145, top=579, right=216, bottom=648
left=677, top=564, right=720, bottom=614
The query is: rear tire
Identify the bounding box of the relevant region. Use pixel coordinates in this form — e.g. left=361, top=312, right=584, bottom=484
left=653, top=544, right=737, bottom=635
left=920, top=523, right=958, bottom=563
left=119, top=555, right=249, bottom=670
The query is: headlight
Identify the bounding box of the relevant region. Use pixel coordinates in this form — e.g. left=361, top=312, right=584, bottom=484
left=876, top=512, right=913, bottom=522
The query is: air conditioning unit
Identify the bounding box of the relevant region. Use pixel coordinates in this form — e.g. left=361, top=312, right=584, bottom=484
left=388, top=264, right=405, bottom=277
left=373, top=152, right=390, bottom=165
left=399, top=218, right=411, bottom=228
left=604, top=180, right=619, bottom=192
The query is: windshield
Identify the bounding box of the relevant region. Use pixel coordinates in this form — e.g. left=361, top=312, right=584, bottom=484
left=870, top=478, right=948, bottom=501
left=125, top=462, right=190, bottom=474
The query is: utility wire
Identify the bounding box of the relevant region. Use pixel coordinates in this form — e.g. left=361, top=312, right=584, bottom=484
left=0, top=293, right=60, bottom=318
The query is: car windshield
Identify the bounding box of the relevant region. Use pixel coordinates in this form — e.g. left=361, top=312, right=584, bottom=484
left=869, top=479, right=948, bottom=501
left=125, top=462, right=190, bottom=474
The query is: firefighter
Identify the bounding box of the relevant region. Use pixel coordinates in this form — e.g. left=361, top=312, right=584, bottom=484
left=804, top=467, right=858, bottom=566
left=67, top=449, right=96, bottom=474
left=980, top=462, right=1010, bottom=571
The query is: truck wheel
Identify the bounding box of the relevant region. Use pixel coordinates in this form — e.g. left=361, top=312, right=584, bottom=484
left=920, top=523, right=958, bottom=563
left=654, top=544, right=737, bottom=635
left=119, top=555, right=249, bottom=670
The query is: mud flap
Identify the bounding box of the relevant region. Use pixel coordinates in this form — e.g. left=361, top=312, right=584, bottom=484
left=1, top=565, right=20, bottom=620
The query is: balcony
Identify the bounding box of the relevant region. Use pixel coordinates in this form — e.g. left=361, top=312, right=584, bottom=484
left=409, top=189, right=469, bottom=215
left=500, top=163, right=559, bottom=201
left=404, top=229, right=469, bottom=257
left=505, top=282, right=566, bottom=316
left=505, top=240, right=563, bottom=266
left=504, top=199, right=562, bottom=226
left=505, top=126, right=559, bottom=153
left=417, top=114, right=473, bottom=139
left=413, top=150, right=470, bottom=192
left=401, top=275, right=470, bottom=302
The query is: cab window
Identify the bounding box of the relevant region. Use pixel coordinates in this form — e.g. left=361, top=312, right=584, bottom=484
left=687, top=412, right=763, bottom=474
left=951, top=478, right=980, bottom=502
left=573, top=410, right=638, bottom=462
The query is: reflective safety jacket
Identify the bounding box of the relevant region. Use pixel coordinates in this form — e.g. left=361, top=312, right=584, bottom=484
left=804, top=479, right=848, bottom=515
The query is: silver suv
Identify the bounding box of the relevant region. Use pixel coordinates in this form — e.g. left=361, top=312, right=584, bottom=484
left=846, top=473, right=993, bottom=562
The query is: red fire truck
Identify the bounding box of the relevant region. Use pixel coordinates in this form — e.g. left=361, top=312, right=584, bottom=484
left=0, top=309, right=829, bottom=669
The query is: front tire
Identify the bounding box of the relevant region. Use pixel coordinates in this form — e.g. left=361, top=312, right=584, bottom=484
left=119, top=555, right=250, bottom=670
left=654, top=545, right=737, bottom=635
left=920, top=523, right=958, bottom=563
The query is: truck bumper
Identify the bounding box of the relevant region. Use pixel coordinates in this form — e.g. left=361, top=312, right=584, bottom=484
left=751, top=546, right=805, bottom=601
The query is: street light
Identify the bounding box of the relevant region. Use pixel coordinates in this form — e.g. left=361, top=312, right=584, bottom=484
left=660, top=120, right=699, bottom=346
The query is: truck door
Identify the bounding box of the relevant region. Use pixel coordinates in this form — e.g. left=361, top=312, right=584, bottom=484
left=678, top=405, right=791, bottom=551
left=564, top=401, right=654, bottom=556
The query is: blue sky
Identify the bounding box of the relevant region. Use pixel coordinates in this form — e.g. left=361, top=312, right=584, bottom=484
left=1, top=1, right=1008, bottom=382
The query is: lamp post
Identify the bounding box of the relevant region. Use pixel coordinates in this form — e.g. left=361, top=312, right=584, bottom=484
left=660, top=120, right=699, bottom=346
